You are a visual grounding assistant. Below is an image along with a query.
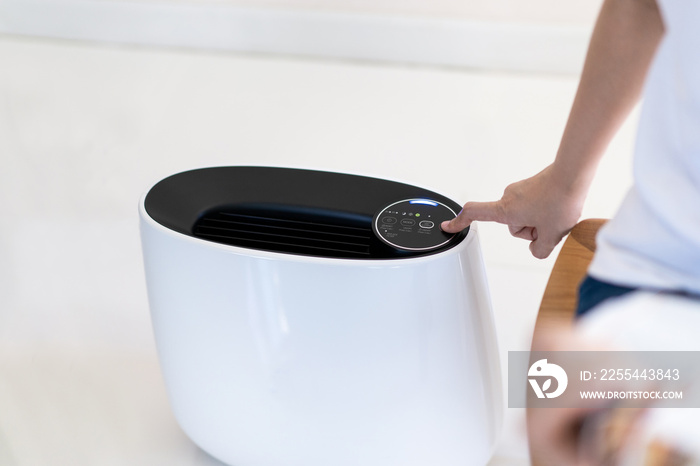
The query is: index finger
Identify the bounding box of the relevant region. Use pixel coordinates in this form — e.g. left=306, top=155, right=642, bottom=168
left=441, top=201, right=507, bottom=233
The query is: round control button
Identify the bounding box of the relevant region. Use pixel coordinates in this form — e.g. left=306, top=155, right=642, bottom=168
left=372, top=199, right=459, bottom=251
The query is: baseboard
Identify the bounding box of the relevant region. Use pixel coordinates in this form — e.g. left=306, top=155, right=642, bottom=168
left=0, top=0, right=591, bottom=74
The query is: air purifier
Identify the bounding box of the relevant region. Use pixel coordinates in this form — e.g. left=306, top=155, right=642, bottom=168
left=140, top=166, right=501, bottom=466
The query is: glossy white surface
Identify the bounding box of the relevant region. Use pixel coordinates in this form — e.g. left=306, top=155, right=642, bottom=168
left=141, top=197, right=501, bottom=465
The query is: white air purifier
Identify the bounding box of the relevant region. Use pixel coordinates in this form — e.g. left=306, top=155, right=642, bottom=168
left=140, top=167, right=502, bottom=466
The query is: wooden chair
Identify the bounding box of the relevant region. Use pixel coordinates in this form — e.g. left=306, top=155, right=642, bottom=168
left=528, top=218, right=607, bottom=466
left=531, top=218, right=607, bottom=337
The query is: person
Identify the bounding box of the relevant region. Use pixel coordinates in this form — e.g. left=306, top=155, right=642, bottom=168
left=441, top=0, right=700, bottom=463
left=442, top=0, right=700, bottom=315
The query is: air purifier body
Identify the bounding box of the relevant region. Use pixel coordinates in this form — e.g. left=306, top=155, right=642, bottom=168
left=140, top=167, right=501, bottom=466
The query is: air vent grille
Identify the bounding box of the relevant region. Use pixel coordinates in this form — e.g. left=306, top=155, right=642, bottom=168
left=193, top=210, right=374, bottom=258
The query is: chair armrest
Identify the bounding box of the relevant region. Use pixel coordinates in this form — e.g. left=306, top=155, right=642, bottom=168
left=533, top=218, right=607, bottom=336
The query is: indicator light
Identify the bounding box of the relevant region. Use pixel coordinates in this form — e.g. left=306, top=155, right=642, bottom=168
left=409, top=199, right=438, bottom=206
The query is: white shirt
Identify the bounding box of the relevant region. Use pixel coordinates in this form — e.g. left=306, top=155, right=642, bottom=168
left=588, top=0, right=700, bottom=294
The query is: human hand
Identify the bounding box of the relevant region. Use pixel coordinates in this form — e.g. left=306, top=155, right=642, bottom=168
left=441, top=164, right=587, bottom=258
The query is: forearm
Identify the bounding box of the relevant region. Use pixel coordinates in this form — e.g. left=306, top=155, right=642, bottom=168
left=552, top=0, right=665, bottom=194
left=443, top=0, right=666, bottom=258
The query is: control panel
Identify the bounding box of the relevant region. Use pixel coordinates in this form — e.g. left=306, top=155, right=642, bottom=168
left=372, top=199, right=459, bottom=251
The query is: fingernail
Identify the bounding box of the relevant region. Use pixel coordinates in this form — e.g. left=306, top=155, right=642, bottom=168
left=441, top=220, right=450, bottom=230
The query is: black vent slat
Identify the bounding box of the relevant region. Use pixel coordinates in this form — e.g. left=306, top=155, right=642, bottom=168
left=219, top=212, right=370, bottom=235
left=194, top=224, right=371, bottom=252
left=203, top=216, right=371, bottom=241
left=192, top=208, right=374, bottom=258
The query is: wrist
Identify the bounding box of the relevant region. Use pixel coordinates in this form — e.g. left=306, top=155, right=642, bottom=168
left=549, top=155, right=598, bottom=199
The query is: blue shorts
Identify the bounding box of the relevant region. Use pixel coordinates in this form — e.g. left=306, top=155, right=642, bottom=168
left=576, top=275, right=636, bottom=317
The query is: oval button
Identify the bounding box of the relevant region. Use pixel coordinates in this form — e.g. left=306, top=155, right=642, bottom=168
left=419, top=220, right=435, bottom=229
left=400, top=219, right=416, bottom=226
left=381, top=216, right=397, bottom=224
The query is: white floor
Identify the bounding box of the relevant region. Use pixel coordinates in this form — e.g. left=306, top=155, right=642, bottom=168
left=0, top=34, right=638, bottom=465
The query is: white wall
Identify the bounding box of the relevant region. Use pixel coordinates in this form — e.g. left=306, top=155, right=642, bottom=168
left=120, top=0, right=602, bottom=23
left=0, top=0, right=602, bottom=74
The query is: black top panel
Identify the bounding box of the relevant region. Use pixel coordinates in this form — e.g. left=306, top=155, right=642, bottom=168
left=144, top=166, right=467, bottom=259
